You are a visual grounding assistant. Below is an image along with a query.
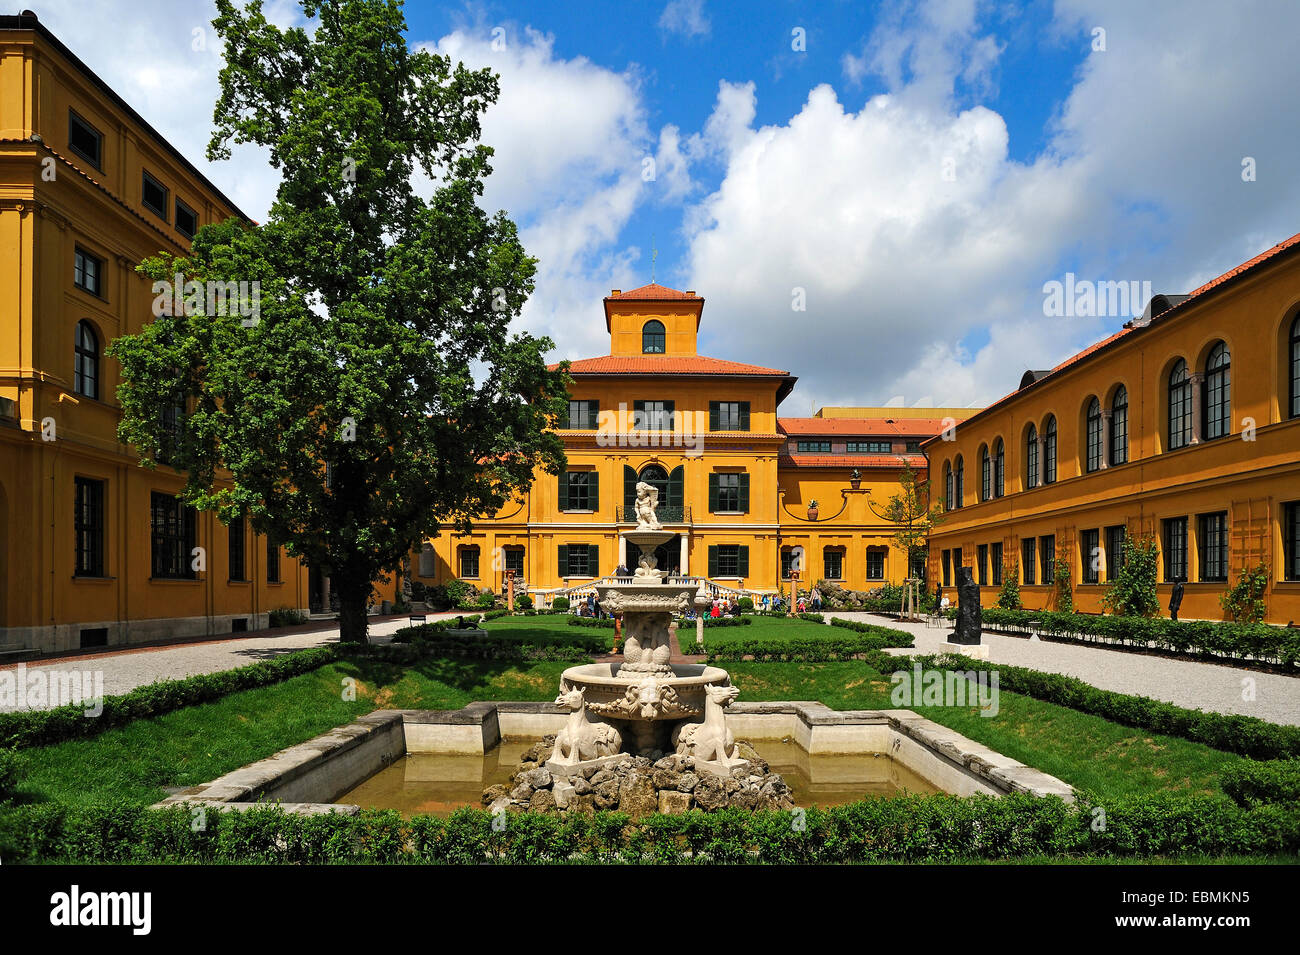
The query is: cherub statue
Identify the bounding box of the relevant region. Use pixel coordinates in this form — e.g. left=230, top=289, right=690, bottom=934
left=634, top=481, right=662, bottom=530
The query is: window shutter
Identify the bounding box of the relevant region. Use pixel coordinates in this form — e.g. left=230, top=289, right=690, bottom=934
left=624, top=466, right=637, bottom=511
left=708, top=474, right=719, bottom=512
left=738, top=546, right=749, bottom=577
left=738, top=473, right=750, bottom=513
left=589, top=471, right=599, bottom=511
left=589, top=544, right=599, bottom=576
left=558, top=471, right=570, bottom=510
left=559, top=402, right=570, bottom=429
left=708, top=545, right=719, bottom=578
left=709, top=402, right=719, bottom=431
left=668, top=466, right=684, bottom=507
left=739, top=402, right=750, bottom=431
left=589, top=400, right=599, bottom=429
left=558, top=545, right=569, bottom=577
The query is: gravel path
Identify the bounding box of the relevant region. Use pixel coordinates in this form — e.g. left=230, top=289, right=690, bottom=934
left=0, top=612, right=464, bottom=712
left=828, top=611, right=1300, bottom=726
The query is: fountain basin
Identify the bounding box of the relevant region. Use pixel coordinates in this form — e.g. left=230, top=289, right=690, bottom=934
left=559, top=662, right=731, bottom=722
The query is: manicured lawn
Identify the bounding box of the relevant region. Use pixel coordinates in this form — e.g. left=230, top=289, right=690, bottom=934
left=11, top=657, right=566, bottom=809
left=484, top=612, right=833, bottom=647
left=9, top=616, right=1252, bottom=810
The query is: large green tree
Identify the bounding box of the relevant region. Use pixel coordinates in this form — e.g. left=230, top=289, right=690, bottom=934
left=109, top=0, right=568, bottom=642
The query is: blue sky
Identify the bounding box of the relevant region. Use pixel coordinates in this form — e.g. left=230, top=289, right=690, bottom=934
left=32, top=0, right=1300, bottom=411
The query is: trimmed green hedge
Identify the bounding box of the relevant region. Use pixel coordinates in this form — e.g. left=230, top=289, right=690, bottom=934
left=886, top=650, right=1300, bottom=761
left=980, top=608, right=1300, bottom=669
left=0, top=645, right=341, bottom=750
left=1221, top=760, right=1300, bottom=807
left=700, top=616, right=753, bottom=628
left=393, top=622, right=608, bottom=659
left=2, top=793, right=1296, bottom=864
left=704, top=633, right=914, bottom=662
left=828, top=617, right=919, bottom=647
left=566, top=616, right=616, bottom=629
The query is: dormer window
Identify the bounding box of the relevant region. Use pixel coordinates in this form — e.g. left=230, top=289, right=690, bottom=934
left=642, top=320, right=665, bottom=354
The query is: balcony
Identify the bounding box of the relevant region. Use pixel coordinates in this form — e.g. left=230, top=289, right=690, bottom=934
left=616, top=504, right=692, bottom=524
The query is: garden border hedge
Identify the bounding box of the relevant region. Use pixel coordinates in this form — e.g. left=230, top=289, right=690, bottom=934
left=1, top=792, right=1296, bottom=864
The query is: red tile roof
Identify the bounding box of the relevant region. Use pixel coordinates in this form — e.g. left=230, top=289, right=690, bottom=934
left=551, top=355, right=791, bottom=376
left=605, top=283, right=702, bottom=301
left=780, top=453, right=928, bottom=469
left=779, top=416, right=950, bottom=437
left=924, top=230, right=1300, bottom=443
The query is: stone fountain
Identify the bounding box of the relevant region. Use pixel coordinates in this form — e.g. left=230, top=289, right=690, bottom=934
left=545, top=481, right=750, bottom=778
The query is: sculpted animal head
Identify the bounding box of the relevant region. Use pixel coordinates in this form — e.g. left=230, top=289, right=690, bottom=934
left=704, top=684, right=740, bottom=707
left=555, top=687, right=586, bottom=710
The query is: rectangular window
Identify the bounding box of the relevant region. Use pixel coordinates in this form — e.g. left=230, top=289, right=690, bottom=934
left=1080, top=529, right=1100, bottom=584
left=633, top=400, right=674, bottom=431
left=781, top=548, right=796, bottom=580
left=459, top=546, right=479, bottom=579
left=150, top=492, right=196, bottom=579
left=847, top=441, right=892, bottom=454
left=941, top=549, right=951, bottom=587
left=74, top=477, right=105, bottom=577
left=823, top=549, right=843, bottom=581
left=559, top=543, right=596, bottom=578
left=1163, top=517, right=1188, bottom=582
left=174, top=199, right=198, bottom=239
left=711, top=472, right=749, bottom=513
left=906, top=441, right=922, bottom=453
left=1198, top=511, right=1229, bottom=582
left=266, top=536, right=281, bottom=583
left=709, top=401, right=750, bottom=431
left=707, top=544, right=750, bottom=579
left=977, top=544, right=988, bottom=586
left=561, top=471, right=596, bottom=511
left=1040, top=536, right=1055, bottom=583
left=68, top=110, right=103, bottom=168
left=228, top=517, right=246, bottom=581
left=1105, top=525, right=1126, bottom=582
left=564, top=399, right=599, bottom=429
left=142, top=170, right=169, bottom=220
left=796, top=440, right=832, bottom=453
left=866, top=548, right=886, bottom=581
left=1021, top=538, right=1037, bottom=585
left=1285, top=502, right=1300, bottom=581
left=74, top=247, right=103, bottom=296
left=991, top=542, right=1003, bottom=585
left=504, top=547, right=525, bottom=576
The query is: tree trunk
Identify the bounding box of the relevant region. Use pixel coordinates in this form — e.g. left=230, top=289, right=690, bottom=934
left=337, top=584, right=370, bottom=644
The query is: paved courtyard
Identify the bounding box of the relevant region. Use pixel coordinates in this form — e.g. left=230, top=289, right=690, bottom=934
left=0, top=612, right=462, bottom=712
left=829, top=611, right=1300, bottom=727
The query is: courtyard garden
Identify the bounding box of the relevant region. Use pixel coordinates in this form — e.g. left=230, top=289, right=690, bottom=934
left=1, top=612, right=1297, bottom=864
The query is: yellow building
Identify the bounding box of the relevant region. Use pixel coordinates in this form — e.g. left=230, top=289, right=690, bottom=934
left=417, top=283, right=950, bottom=597
left=0, top=14, right=314, bottom=652
left=925, top=232, right=1300, bottom=625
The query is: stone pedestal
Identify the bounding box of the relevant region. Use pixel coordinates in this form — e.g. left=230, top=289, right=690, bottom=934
left=941, top=641, right=991, bottom=660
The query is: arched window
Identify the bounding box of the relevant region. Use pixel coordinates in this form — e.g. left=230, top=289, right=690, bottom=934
left=1168, top=359, right=1192, bottom=449
left=639, top=464, right=669, bottom=503
left=642, top=320, right=666, bottom=354
left=1109, top=386, right=1128, bottom=465
left=955, top=456, right=964, bottom=508
left=993, top=438, right=1005, bottom=497
left=1025, top=424, right=1039, bottom=489
left=74, top=320, right=99, bottom=399
left=980, top=445, right=991, bottom=502
left=1043, top=416, right=1057, bottom=484
left=944, top=461, right=954, bottom=512
left=1203, top=341, right=1231, bottom=440
left=1290, top=315, right=1300, bottom=419
left=1085, top=397, right=1102, bottom=473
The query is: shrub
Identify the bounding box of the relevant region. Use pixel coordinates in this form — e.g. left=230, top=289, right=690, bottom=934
left=408, top=581, right=428, bottom=601
left=474, top=590, right=498, bottom=610
left=997, top=560, right=1021, bottom=609
left=1053, top=560, right=1073, bottom=613
left=3, top=794, right=1297, bottom=864
left=443, top=579, right=476, bottom=607
left=567, top=616, right=616, bottom=629
left=0, top=748, right=18, bottom=801
left=1102, top=533, right=1160, bottom=617
left=551, top=597, right=570, bottom=611
left=736, top=597, right=754, bottom=612
left=1220, top=562, right=1270, bottom=624
left=268, top=606, right=308, bottom=627
left=977, top=608, right=1299, bottom=670
left=515, top=593, right=533, bottom=610
left=1221, top=760, right=1300, bottom=806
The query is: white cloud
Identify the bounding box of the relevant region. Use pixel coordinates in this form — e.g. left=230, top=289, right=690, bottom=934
left=658, top=0, right=711, bottom=39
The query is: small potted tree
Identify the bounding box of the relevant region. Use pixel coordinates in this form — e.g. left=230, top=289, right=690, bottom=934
left=849, top=468, right=862, bottom=490
left=807, top=499, right=819, bottom=521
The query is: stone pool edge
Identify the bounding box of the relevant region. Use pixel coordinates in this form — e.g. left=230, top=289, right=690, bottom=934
left=152, top=701, right=1075, bottom=815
